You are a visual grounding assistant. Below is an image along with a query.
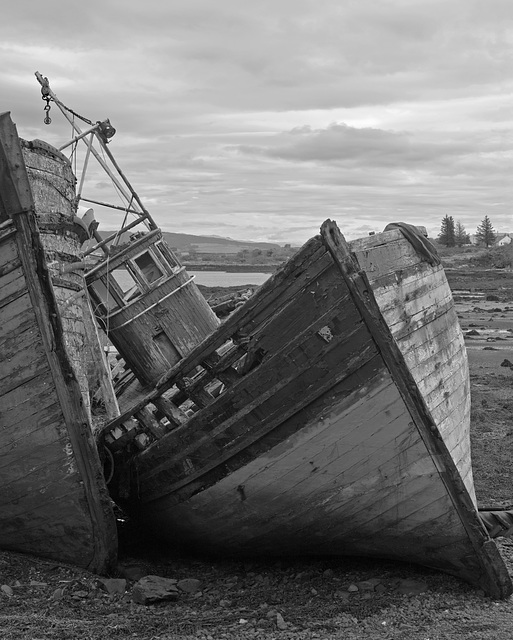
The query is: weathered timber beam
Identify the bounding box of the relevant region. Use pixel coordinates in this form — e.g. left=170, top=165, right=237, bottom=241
left=176, top=377, right=214, bottom=409
left=134, top=406, right=168, bottom=439
left=152, top=396, right=187, bottom=429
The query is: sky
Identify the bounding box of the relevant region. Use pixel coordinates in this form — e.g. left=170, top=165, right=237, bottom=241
left=2, top=0, right=513, bottom=245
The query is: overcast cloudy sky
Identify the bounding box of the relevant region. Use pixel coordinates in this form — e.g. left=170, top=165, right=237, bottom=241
left=2, top=0, right=513, bottom=244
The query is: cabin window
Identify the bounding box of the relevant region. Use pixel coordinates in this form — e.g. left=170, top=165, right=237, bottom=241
left=134, top=251, right=164, bottom=284
left=155, top=242, right=180, bottom=271
left=89, top=279, right=121, bottom=312
left=112, top=267, right=142, bottom=302
left=153, top=331, right=181, bottom=367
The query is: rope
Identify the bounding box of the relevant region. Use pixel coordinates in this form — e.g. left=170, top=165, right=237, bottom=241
left=103, top=445, right=115, bottom=484
left=54, top=96, right=94, bottom=127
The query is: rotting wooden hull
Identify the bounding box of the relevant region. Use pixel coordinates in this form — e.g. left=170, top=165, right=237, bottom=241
left=350, top=228, right=474, bottom=502
left=0, top=112, right=117, bottom=572
left=104, top=221, right=511, bottom=598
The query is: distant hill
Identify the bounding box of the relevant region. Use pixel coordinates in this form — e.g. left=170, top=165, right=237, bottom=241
left=161, top=232, right=281, bottom=254
left=102, top=230, right=283, bottom=255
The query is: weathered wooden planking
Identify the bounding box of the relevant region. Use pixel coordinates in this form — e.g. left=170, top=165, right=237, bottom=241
left=1, top=406, right=68, bottom=464
left=407, top=346, right=466, bottom=408
left=369, top=262, right=448, bottom=310
left=321, top=222, right=475, bottom=519
left=137, top=335, right=378, bottom=501
left=247, top=268, right=350, bottom=355
left=0, top=113, right=117, bottom=572
left=137, top=343, right=382, bottom=504
left=0, top=409, right=66, bottom=466
left=200, top=452, right=436, bottom=549
left=0, top=308, right=36, bottom=346
left=0, top=378, right=61, bottom=434
left=398, top=309, right=463, bottom=371
left=0, top=234, right=19, bottom=268
left=369, top=268, right=453, bottom=337
left=236, top=249, right=334, bottom=337
left=0, top=269, right=27, bottom=308
left=359, top=239, right=473, bottom=497
left=0, top=443, right=75, bottom=489
left=132, top=242, right=428, bottom=502
left=134, top=292, right=370, bottom=489
left=350, top=230, right=427, bottom=275
left=1, top=323, right=46, bottom=362
left=0, top=287, right=32, bottom=327
left=0, top=492, right=107, bottom=560
left=380, top=283, right=454, bottom=338
left=138, top=329, right=489, bottom=590
left=0, top=336, right=45, bottom=392
left=137, top=371, right=466, bottom=573
left=107, top=268, right=220, bottom=386
left=0, top=252, right=21, bottom=279
left=120, top=220, right=511, bottom=598
left=159, top=374, right=410, bottom=519
left=406, top=342, right=468, bottom=421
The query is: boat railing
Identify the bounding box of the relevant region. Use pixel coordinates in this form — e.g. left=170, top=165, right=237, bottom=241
left=98, top=235, right=332, bottom=457
left=101, top=336, right=252, bottom=454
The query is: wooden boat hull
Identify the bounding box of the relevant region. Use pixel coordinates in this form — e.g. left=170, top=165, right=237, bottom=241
left=106, top=222, right=511, bottom=597
left=351, top=228, right=474, bottom=502
left=0, top=113, right=117, bottom=572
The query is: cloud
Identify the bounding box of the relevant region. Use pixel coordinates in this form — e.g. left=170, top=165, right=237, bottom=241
left=2, top=0, right=513, bottom=243
left=232, top=123, right=483, bottom=167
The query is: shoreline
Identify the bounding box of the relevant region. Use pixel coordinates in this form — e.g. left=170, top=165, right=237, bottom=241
left=183, top=262, right=279, bottom=273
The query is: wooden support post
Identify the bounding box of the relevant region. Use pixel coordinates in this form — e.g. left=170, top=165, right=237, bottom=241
left=153, top=396, right=187, bottom=429
left=134, top=406, right=167, bottom=439
left=176, top=376, right=214, bottom=409
left=82, top=294, right=120, bottom=423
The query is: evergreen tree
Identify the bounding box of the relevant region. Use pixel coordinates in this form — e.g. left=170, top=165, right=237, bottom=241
left=438, top=215, right=456, bottom=247
left=454, top=221, right=470, bottom=247
left=475, top=216, right=496, bottom=247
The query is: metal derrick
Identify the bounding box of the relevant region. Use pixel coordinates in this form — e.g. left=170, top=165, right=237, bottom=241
left=34, top=72, right=158, bottom=259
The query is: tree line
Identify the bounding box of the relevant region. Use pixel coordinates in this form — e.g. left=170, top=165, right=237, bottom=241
left=437, top=215, right=496, bottom=248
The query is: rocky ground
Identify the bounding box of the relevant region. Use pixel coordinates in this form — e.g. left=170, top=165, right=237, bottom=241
left=3, top=270, right=513, bottom=639
left=3, top=544, right=513, bottom=640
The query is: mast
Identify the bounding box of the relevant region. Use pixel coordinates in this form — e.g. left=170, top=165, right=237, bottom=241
left=35, top=72, right=158, bottom=257
left=34, top=73, right=220, bottom=393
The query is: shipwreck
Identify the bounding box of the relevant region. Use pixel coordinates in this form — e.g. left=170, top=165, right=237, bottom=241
left=0, top=112, right=116, bottom=573
left=0, top=74, right=511, bottom=599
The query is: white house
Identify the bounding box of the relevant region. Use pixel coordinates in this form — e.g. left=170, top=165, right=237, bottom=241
left=497, top=234, right=513, bottom=246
